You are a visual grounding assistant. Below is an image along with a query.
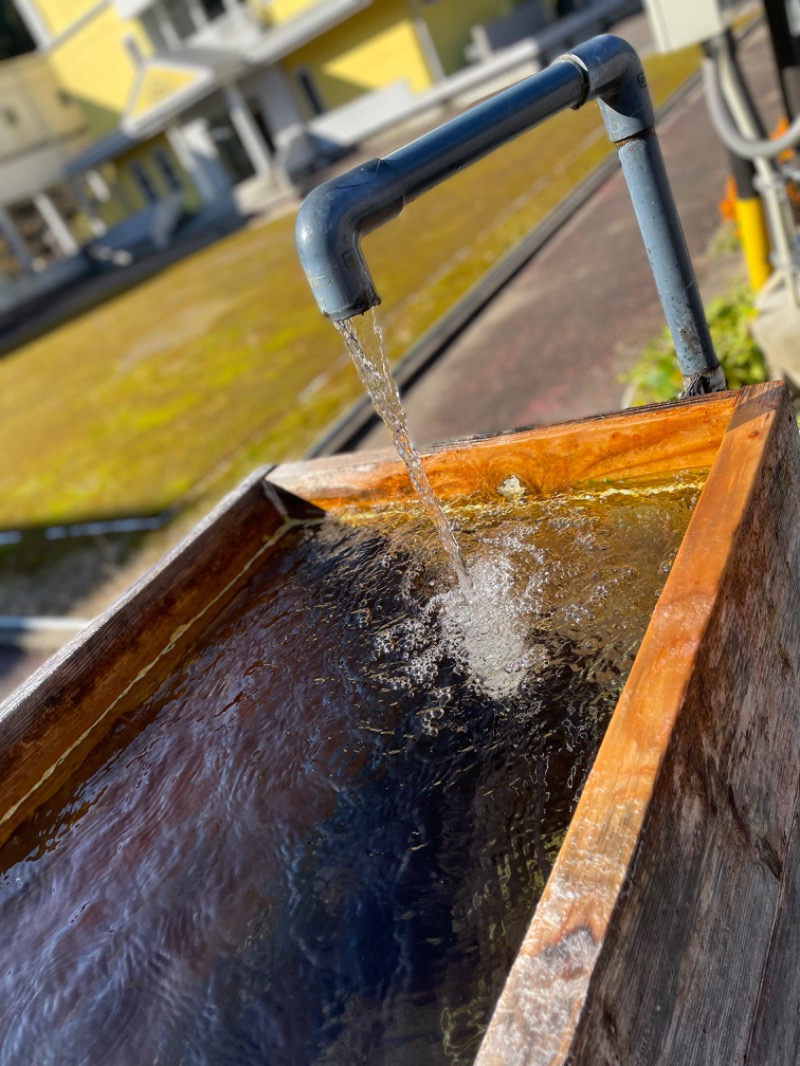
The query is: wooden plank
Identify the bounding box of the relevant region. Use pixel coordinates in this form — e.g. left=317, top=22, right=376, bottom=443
left=0, top=389, right=743, bottom=938
left=569, top=381, right=800, bottom=1064
left=0, top=382, right=788, bottom=1061
left=270, top=392, right=738, bottom=510
left=0, top=381, right=793, bottom=1061
left=745, top=792, right=800, bottom=1065
left=0, top=467, right=292, bottom=849
left=476, top=381, right=800, bottom=1065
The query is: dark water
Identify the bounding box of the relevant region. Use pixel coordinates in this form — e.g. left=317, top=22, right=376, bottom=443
left=0, top=480, right=701, bottom=1065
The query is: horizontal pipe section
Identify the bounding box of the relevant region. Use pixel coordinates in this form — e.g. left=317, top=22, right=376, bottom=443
left=296, top=62, right=587, bottom=322
left=296, top=34, right=723, bottom=389
left=385, top=61, right=586, bottom=206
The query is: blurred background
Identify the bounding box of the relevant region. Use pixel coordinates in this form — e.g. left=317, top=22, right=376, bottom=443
left=0, top=0, right=797, bottom=693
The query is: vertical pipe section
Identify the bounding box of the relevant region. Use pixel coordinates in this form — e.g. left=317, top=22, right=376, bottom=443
left=567, top=35, right=724, bottom=393
left=614, top=129, right=724, bottom=392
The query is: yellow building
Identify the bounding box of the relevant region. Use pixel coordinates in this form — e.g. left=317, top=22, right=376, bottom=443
left=0, top=50, right=92, bottom=272
left=12, top=0, right=520, bottom=228
left=0, top=48, right=129, bottom=321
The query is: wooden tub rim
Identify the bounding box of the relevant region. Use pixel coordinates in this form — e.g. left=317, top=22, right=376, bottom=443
left=473, top=380, right=796, bottom=1064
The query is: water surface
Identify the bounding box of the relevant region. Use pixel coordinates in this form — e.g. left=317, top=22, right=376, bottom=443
left=0, top=479, right=701, bottom=1065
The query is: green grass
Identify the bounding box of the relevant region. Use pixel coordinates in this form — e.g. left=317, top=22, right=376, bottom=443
left=623, top=281, right=769, bottom=406
left=0, top=46, right=705, bottom=532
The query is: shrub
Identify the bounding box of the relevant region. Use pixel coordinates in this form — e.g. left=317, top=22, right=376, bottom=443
left=624, top=284, right=769, bottom=405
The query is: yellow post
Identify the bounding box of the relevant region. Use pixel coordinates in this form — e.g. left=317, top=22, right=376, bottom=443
left=725, top=151, right=773, bottom=293
left=735, top=194, right=773, bottom=291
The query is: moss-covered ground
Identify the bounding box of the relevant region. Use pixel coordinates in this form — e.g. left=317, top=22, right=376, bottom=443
left=0, top=46, right=703, bottom=538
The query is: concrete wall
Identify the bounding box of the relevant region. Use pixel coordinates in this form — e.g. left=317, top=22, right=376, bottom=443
left=0, top=51, right=90, bottom=206
left=0, top=255, right=89, bottom=321
left=0, top=52, right=87, bottom=169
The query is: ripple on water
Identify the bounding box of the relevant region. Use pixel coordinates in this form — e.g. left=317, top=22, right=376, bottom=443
left=0, top=479, right=700, bottom=1065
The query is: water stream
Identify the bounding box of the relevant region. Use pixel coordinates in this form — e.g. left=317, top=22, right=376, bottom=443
left=336, top=312, right=471, bottom=589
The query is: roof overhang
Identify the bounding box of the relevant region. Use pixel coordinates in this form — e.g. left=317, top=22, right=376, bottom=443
left=120, top=49, right=244, bottom=138
left=64, top=0, right=374, bottom=169
left=247, top=0, right=373, bottom=64
left=65, top=129, right=142, bottom=175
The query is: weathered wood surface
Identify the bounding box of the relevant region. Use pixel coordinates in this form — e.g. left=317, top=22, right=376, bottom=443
left=475, top=380, right=800, bottom=1065
left=0, top=468, right=296, bottom=849
left=270, top=392, right=738, bottom=507
left=746, top=793, right=800, bottom=1065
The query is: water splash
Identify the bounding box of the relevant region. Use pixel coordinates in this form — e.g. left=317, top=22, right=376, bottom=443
left=336, top=312, right=471, bottom=590
left=434, top=553, right=546, bottom=700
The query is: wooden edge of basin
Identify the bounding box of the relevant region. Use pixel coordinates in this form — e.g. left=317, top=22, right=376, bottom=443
left=475, top=379, right=800, bottom=1064
left=268, top=391, right=739, bottom=508
left=0, top=466, right=289, bottom=847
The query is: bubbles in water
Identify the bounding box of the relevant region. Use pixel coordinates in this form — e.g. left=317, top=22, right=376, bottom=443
left=433, top=553, right=547, bottom=700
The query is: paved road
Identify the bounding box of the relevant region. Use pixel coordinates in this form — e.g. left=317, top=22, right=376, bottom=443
left=359, top=21, right=781, bottom=450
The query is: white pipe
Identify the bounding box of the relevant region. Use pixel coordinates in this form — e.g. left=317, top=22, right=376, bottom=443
left=0, top=616, right=91, bottom=652
left=703, top=37, right=800, bottom=304
left=703, top=54, right=800, bottom=159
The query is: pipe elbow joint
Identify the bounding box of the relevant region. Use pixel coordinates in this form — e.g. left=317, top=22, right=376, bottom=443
left=296, top=159, right=405, bottom=322
left=561, top=34, right=654, bottom=141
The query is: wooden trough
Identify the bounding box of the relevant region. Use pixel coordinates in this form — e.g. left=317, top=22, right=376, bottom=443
left=1, top=381, right=799, bottom=1064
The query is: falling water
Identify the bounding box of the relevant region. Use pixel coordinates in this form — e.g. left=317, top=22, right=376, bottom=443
left=336, top=312, right=471, bottom=589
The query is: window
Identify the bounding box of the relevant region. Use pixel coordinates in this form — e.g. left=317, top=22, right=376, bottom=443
left=296, top=67, right=325, bottom=117
left=153, top=148, right=183, bottom=193
left=209, top=117, right=255, bottom=183
left=199, top=0, right=225, bottom=20
left=129, top=161, right=160, bottom=205
left=162, top=0, right=196, bottom=41
left=141, top=10, right=169, bottom=51
left=249, top=99, right=275, bottom=154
